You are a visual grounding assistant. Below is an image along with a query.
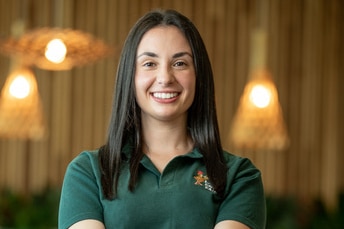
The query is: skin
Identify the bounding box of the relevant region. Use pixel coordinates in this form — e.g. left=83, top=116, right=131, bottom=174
left=135, top=26, right=196, bottom=124
left=135, top=26, right=196, bottom=172
left=68, top=26, right=249, bottom=229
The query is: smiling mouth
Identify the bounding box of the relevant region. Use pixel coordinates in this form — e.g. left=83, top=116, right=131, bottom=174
left=152, top=92, right=179, bottom=99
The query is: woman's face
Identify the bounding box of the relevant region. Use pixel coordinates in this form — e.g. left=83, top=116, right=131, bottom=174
left=135, top=26, right=196, bottom=123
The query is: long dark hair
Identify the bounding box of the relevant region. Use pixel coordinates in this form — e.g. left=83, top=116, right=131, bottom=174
left=99, top=9, right=228, bottom=199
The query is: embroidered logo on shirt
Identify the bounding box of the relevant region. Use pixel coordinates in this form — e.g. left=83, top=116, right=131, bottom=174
left=193, top=170, right=216, bottom=193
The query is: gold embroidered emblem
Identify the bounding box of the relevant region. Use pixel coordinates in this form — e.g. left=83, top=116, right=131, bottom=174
left=194, top=170, right=217, bottom=193
left=194, top=170, right=208, bottom=186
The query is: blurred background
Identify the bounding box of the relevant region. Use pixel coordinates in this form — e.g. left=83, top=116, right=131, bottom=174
left=0, top=0, right=343, bottom=228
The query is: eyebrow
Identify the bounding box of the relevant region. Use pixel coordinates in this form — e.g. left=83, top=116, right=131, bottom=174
left=137, top=51, right=193, bottom=59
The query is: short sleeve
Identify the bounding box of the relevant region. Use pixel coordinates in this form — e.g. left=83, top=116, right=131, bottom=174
left=216, top=157, right=266, bottom=229
left=58, top=151, right=104, bottom=229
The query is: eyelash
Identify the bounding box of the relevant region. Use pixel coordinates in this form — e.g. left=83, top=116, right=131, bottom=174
left=143, top=62, right=155, bottom=67
left=142, top=61, right=187, bottom=68
left=173, top=61, right=187, bottom=67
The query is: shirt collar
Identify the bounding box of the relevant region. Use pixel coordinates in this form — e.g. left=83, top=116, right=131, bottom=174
left=121, top=141, right=204, bottom=161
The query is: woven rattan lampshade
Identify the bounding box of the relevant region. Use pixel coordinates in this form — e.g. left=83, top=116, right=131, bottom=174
left=0, top=27, right=113, bottom=70
left=0, top=67, right=45, bottom=140
left=229, top=27, right=289, bottom=151
left=229, top=69, right=289, bottom=151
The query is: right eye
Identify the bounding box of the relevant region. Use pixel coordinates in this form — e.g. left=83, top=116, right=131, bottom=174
left=143, top=62, right=156, bottom=67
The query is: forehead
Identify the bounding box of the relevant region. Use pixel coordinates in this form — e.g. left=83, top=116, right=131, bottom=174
left=137, top=26, right=191, bottom=52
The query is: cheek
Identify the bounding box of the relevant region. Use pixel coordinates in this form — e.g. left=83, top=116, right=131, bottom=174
left=134, top=73, right=153, bottom=97
left=134, top=77, right=145, bottom=109
left=189, top=84, right=196, bottom=103
left=181, top=76, right=196, bottom=95
left=178, top=76, right=196, bottom=107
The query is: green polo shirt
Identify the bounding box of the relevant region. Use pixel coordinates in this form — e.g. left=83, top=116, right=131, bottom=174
left=58, top=148, right=266, bottom=229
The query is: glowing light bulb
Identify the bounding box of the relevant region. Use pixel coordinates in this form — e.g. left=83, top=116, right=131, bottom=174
left=45, top=38, right=67, bottom=63
left=9, top=76, right=31, bottom=99
left=249, top=84, right=271, bottom=108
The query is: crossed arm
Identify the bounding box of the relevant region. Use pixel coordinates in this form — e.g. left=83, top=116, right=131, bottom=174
left=69, top=219, right=250, bottom=229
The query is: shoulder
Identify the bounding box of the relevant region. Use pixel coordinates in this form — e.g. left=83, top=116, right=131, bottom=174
left=68, top=150, right=99, bottom=169
left=222, top=151, right=260, bottom=175
left=71, top=150, right=99, bottom=162
left=222, top=151, right=263, bottom=193
left=65, top=150, right=101, bottom=181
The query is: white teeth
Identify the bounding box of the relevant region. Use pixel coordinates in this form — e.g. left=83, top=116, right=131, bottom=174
left=153, top=92, right=178, bottom=99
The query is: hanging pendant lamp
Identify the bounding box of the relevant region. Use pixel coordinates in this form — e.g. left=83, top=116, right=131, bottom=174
left=229, top=29, right=289, bottom=151
left=0, top=27, right=114, bottom=71
left=0, top=66, right=46, bottom=140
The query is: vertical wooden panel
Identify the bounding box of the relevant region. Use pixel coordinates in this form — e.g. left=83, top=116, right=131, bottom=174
left=92, top=0, right=109, bottom=147
left=223, top=0, right=238, bottom=139
left=320, top=0, right=340, bottom=209
left=103, top=0, right=118, bottom=141
left=81, top=0, right=97, bottom=150
left=212, top=0, right=226, bottom=138
left=70, top=1, right=87, bottom=157
left=299, top=0, right=320, bottom=198
left=339, top=0, right=344, bottom=192
left=283, top=0, right=303, bottom=196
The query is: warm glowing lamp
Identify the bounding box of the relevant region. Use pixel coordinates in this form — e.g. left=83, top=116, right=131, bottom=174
left=0, top=67, right=46, bottom=140
left=229, top=28, right=289, bottom=151
left=0, top=27, right=114, bottom=70
left=45, top=38, right=67, bottom=63
left=9, top=75, right=31, bottom=99
left=249, top=84, right=271, bottom=108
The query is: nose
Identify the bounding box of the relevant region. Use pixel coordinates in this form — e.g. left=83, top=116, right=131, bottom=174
left=156, top=65, right=174, bottom=85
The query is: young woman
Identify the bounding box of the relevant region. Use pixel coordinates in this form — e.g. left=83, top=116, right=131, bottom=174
left=58, top=9, right=266, bottom=229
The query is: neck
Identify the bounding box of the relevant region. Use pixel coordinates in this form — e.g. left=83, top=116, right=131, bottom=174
left=141, top=117, right=193, bottom=156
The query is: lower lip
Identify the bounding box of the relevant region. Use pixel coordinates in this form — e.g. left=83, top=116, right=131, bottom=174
left=151, top=94, right=179, bottom=103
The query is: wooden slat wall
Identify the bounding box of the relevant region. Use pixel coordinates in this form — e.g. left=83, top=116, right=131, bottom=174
left=0, top=0, right=343, bottom=208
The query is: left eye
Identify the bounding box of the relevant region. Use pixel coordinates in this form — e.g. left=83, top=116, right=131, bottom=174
left=173, top=61, right=186, bottom=67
